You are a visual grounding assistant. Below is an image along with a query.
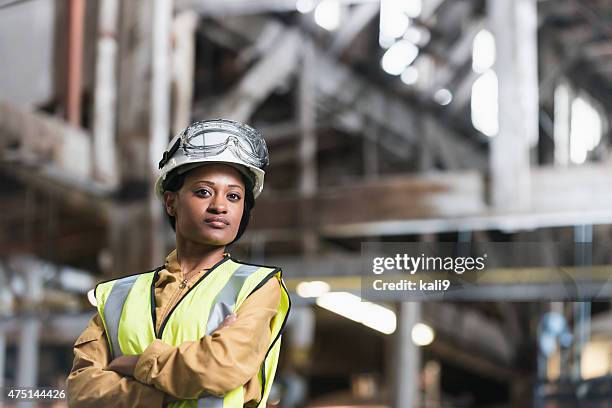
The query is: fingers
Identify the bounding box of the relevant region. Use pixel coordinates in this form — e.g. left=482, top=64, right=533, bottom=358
left=216, top=313, right=237, bottom=331
left=222, top=313, right=237, bottom=326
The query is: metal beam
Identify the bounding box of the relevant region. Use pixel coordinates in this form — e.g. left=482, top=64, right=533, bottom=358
left=205, top=17, right=486, bottom=169
left=432, top=19, right=485, bottom=92
left=66, top=0, right=85, bottom=127
left=204, top=28, right=301, bottom=122
left=298, top=38, right=319, bottom=254
left=248, top=163, right=612, bottom=236
left=329, top=2, right=379, bottom=56
left=0, top=102, right=93, bottom=182
left=176, top=0, right=378, bottom=16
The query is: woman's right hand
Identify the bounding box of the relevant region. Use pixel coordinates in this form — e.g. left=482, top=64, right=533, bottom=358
left=162, top=313, right=237, bottom=406
left=215, top=313, right=237, bottom=331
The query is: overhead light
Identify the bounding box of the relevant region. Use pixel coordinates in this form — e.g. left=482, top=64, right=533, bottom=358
left=380, top=12, right=410, bottom=39
left=379, top=34, right=396, bottom=49
left=403, top=26, right=421, bottom=44
left=296, top=0, right=316, bottom=14
left=401, top=66, right=419, bottom=85
left=381, top=40, right=419, bottom=76
left=316, top=292, right=396, bottom=334
left=471, top=70, right=498, bottom=136
left=472, top=29, right=496, bottom=74
left=570, top=95, right=602, bottom=164
left=402, top=0, right=422, bottom=18
left=411, top=322, right=435, bottom=346
left=434, top=88, right=453, bottom=105
left=314, top=0, right=341, bottom=31
left=296, top=280, right=330, bottom=298
left=403, top=25, right=430, bottom=47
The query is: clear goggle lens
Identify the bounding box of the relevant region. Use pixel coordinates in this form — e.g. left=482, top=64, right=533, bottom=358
left=158, top=120, right=269, bottom=170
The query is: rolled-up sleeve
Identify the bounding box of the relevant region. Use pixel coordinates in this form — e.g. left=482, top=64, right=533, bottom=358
left=133, top=276, right=281, bottom=400
left=66, top=314, right=165, bottom=408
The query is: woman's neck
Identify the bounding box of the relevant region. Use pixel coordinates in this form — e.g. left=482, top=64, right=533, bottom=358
left=175, top=238, right=227, bottom=277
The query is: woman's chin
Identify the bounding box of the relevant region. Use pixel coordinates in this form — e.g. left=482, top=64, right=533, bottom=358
left=195, top=230, right=235, bottom=246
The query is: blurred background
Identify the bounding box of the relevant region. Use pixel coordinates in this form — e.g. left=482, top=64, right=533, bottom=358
left=1, top=0, right=612, bottom=406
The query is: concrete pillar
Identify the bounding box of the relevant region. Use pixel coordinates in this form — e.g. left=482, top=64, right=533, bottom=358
left=92, top=0, right=120, bottom=188
left=16, top=319, right=40, bottom=408
left=16, top=265, right=43, bottom=408
left=487, top=0, right=538, bottom=210
left=149, top=0, right=174, bottom=263
left=392, top=302, right=421, bottom=408
left=171, top=11, right=198, bottom=136
left=298, top=38, right=319, bottom=255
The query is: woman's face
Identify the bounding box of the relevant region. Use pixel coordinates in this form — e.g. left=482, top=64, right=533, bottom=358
left=164, top=164, right=246, bottom=246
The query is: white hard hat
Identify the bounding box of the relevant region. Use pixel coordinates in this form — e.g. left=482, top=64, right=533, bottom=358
left=155, top=119, right=269, bottom=200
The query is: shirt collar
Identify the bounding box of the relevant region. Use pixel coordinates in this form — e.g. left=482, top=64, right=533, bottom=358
left=164, top=249, right=182, bottom=275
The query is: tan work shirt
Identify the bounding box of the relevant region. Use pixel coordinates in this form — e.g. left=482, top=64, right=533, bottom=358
left=67, top=249, right=281, bottom=407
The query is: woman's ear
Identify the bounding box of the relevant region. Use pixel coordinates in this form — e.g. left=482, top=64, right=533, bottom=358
left=163, top=191, right=177, bottom=216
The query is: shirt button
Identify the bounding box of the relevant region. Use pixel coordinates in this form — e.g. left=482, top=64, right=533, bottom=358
left=179, top=279, right=187, bottom=289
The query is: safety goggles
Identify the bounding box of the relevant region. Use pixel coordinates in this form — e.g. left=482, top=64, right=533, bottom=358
left=158, top=120, right=269, bottom=170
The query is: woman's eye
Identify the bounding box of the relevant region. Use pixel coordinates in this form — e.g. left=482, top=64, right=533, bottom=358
left=195, top=189, right=211, bottom=197
left=228, top=193, right=241, bottom=201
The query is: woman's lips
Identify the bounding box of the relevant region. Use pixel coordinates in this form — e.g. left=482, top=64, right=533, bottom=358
left=206, top=221, right=227, bottom=228
left=205, top=216, right=230, bottom=229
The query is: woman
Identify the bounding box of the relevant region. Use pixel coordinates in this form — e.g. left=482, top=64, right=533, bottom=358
left=67, top=119, right=291, bottom=408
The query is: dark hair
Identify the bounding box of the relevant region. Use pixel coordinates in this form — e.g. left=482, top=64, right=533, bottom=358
left=162, top=166, right=255, bottom=245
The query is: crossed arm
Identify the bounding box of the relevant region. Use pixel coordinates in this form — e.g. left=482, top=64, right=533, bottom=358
left=66, top=277, right=280, bottom=407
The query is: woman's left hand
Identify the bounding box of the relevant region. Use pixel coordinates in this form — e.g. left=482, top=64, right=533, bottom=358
left=106, top=354, right=141, bottom=377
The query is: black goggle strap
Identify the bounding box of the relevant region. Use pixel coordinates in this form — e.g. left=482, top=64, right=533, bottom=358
left=158, top=137, right=182, bottom=169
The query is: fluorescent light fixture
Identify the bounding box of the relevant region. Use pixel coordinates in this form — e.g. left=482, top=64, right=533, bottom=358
left=569, top=95, right=602, bottom=164
left=403, top=26, right=422, bottom=45
left=381, top=40, right=419, bottom=76
left=434, top=88, right=453, bottom=105
left=296, top=0, right=316, bottom=14
left=314, top=0, right=341, bottom=31
left=400, top=66, right=419, bottom=85
left=402, top=0, right=422, bottom=18
left=296, top=280, right=330, bottom=298
left=380, top=12, right=409, bottom=39
left=316, top=292, right=396, bottom=334
left=411, top=322, right=435, bottom=346
left=471, top=70, right=499, bottom=136
left=472, top=29, right=495, bottom=74
left=379, top=34, right=396, bottom=49
left=380, top=0, right=411, bottom=47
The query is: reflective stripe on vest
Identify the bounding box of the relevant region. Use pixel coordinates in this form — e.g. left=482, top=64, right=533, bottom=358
left=94, top=258, right=290, bottom=408
left=102, top=274, right=140, bottom=358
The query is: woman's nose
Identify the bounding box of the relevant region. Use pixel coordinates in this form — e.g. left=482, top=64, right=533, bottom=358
left=208, top=196, right=228, bottom=213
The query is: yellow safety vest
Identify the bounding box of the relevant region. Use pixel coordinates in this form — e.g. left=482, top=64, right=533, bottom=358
left=94, top=256, right=291, bottom=408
